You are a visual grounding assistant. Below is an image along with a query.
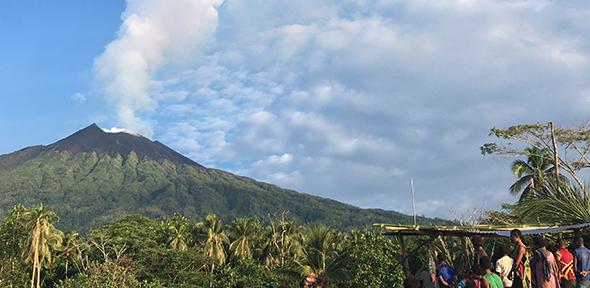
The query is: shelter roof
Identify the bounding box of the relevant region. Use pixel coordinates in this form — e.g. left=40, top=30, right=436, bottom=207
left=373, top=223, right=590, bottom=237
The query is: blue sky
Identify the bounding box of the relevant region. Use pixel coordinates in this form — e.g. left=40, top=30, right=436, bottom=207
left=2, top=0, right=590, bottom=219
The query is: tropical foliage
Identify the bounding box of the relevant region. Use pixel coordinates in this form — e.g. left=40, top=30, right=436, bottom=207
left=0, top=205, right=405, bottom=288
left=483, top=121, right=590, bottom=225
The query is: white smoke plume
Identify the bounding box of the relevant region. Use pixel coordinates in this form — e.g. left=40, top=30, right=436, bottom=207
left=94, top=0, right=224, bottom=137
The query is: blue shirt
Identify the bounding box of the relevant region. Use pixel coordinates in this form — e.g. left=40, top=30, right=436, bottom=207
left=576, top=247, right=590, bottom=281
left=438, top=263, right=456, bottom=286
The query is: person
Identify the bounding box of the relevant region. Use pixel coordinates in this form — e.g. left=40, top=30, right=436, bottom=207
left=481, top=256, right=504, bottom=288
left=531, top=236, right=560, bottom=288
left=405, top=276, right=422, bottom=288
left=437, top=254, right=457, bottom=288
left=511, top=229, right=531, bottom=288
left=416, top=263, right=436, bottom=288
left=235, top=281, right=246, bottom=288
left=466, top=271, right=490, bottom=288
left=495, top=245, right=514, bottom=288
left=473, top=236, right=488, bottom=274
left=300, top=272, right=319, bottom=288
left=556, top=239, right=576, bottom=288
left=574, top=236, right=590, bottom=288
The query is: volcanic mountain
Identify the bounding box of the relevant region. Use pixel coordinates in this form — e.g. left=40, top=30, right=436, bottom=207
left=0, top=124, right=445, bottom=230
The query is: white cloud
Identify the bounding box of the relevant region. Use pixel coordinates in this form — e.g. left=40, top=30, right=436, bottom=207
left=94, top=0, right=225, bottom=137
left=106, top=0, right=590, bottom=219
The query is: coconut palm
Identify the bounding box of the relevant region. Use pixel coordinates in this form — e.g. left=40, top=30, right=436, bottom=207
left=196, top=214, right=229, bottom=273
left=514, top=179, right=590, bottom=224
left=165, top=214, right=191, bottom=251
left=20, top=206, right=64, bottom=288
left=229, top=217, right=262, bottom=260
left=299, top=225, right=343, bottom=280
left=510, top=147, right=556, bottom=201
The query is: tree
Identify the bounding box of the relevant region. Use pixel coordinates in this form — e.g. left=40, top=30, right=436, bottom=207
left=196, top=214, right=229, bottom=273
left=513, top=179, right=590, bottom=224
left=482, top=122, right=590, bottom=193
left=299, top=225, right=344, bottom=283
left=338, top=231, right=404, bottom=287
left=509, top=147, right=555, bottom=201
left=229, top=217, right=262, bottom=260
left=262, top=213, right=302, bottom=268
left=61, top=232, right=89, bottom=284
left=164, top=214, right=191, bottom=252
left=19, top=206, right=64, bottom=288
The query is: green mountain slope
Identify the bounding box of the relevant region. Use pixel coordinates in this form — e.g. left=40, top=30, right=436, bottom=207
left=0, top=125, right=448, bottom=230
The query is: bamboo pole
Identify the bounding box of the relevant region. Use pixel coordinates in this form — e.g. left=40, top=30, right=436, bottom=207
left=550, top=122, right=560, bottom=185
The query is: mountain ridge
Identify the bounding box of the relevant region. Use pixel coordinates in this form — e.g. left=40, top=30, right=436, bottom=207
left=0, top=124, right=449, bottom=230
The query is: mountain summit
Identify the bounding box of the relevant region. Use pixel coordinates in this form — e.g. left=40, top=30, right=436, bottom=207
left=0, top=124, right=446, bottom=230
left=45, top=123, right=200, bottom=166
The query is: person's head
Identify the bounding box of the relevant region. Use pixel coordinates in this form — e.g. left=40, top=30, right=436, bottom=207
left=304, top=273, right=318, bottom=286
left=437, top=253, right=447, bottom=264
left=497, top=244, right=509, bottom=256
left=510, top=229, right=522, bottom=243
left=577, top=236, right=585, bottom=248
left=471, top=235, right=484, bottom=247
left=558, top=239, right=568, bottom=249
left=479, top=256, right=492, bottom=272
left=533, top=236, right=547, bottom=249
left=235, top=281, right=246, bottom=288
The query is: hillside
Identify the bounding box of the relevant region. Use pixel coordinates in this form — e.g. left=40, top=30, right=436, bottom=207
left=0, top=124, right=447, bottom=230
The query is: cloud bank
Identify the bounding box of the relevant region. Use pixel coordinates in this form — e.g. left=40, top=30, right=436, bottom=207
left=94, top=0, right=224, bottom=137
left=97, top=0, right=590, bottom=219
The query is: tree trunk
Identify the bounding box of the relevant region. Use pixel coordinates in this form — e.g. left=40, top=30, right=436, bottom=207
left=65, top=260, right=69, bottom=285
left=36, top=262, right=41, bottom=288
left=30, top=222, right=40, bottom=288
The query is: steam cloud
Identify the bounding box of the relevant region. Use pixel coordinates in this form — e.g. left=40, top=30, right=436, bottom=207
left=94, top=0, right=224, bottom=137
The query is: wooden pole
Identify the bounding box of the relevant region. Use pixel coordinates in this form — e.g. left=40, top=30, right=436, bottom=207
left=549, top=122, right=560, bottom=187
left=411, top=178, right=417, bottom=227
left=398, top=233, right=411, bottom=276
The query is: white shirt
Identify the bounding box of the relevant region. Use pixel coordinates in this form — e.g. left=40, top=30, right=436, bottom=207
left=496, top=255, right=514, bottom=288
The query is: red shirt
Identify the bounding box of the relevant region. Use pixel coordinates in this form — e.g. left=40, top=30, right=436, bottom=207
left=558, top=247, right=575, bottom=280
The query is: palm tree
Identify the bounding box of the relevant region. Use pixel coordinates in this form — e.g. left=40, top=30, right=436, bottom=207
left=510, top=147, right=556, bottom=201
left=299, top=225, right=343, bottom=280
left=229, top=217, right=262, bottom=260
left=514, top=179, right=590, bottom=224
left=165, top=214, right=191, bottom=251
left=20, top=206, right=64, bottom=288
left=196, top=214, right=229, bottom=273
left=262, top=213, right=303, bottom=268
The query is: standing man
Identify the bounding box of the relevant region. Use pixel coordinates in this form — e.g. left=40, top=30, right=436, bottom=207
left=531, top=236, right=560, bottom=288
left=556, top=239, right=576, bottom=288
left=437, top=254, right=456, bottom=288
left=575, top=236, right=590, bottom=288
left=511, top=229, right=529, bottom=288
left=496, top=245, right=514, bottom=288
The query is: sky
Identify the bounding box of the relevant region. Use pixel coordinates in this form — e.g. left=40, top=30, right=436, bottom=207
left=2, top=0, right=590, bottom=219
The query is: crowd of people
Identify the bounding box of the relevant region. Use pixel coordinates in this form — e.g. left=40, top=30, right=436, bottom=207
left=405, top=229, right=590, bottom=288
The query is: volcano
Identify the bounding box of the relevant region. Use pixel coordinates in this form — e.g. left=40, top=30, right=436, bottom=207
left=0, top=124, right=446, bottom=230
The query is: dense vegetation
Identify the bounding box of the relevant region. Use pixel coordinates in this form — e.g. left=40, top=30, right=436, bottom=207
left=0, top=149, right=447, bottom=231
left=0, top=205, right=404, bottom=288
